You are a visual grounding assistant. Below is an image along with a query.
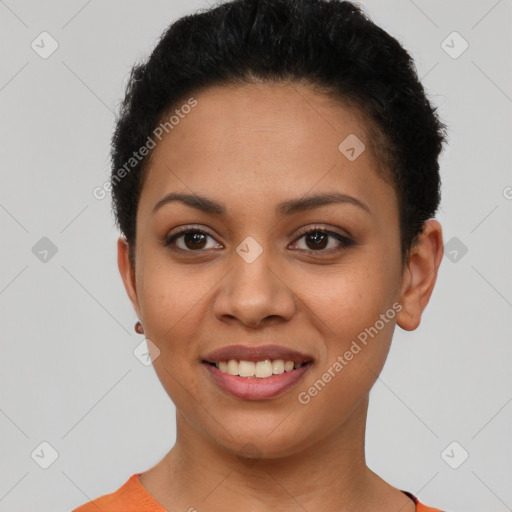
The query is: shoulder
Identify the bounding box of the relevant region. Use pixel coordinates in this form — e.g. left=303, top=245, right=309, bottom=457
left=416, top=503, right=445, bottom=512
left=71, top=473, right=167, bottom=512
left=403, top=490, right=445, bottom=512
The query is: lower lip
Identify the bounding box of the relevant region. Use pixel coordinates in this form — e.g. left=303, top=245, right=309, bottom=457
left=203, top=362, right=313, bottom=400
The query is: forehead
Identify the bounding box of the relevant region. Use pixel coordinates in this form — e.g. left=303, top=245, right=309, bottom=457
left=138, top=82, right=395, bottom=217
left=154, top=81, right=371, bottom=162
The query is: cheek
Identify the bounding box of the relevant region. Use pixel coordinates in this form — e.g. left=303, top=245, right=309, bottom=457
left=138, top=249, right=211, bottom=327
left=140, top=267, right=208, bottom=414
left=136, top=259, right=210, bottom=372
left=291, top=257, right=398, bottom=404
left=294, top=257, right=397, bottom=341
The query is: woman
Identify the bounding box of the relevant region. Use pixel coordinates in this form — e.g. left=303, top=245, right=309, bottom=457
left=73, top=0, right=447, bottom=510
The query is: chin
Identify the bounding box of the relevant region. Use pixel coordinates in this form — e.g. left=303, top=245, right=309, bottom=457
left=206, top=415, right=318, bottom=460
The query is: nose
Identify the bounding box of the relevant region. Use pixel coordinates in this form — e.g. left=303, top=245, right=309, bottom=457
left=212, top=245, right=297, bottom=329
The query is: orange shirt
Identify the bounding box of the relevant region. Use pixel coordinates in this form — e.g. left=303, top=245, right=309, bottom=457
left=72, top=473, right=445, bottom=512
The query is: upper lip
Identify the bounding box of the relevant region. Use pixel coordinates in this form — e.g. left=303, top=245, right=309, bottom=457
left=202, top=344, right=314, bottom=365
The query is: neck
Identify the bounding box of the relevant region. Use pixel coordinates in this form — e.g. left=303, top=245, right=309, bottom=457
left=145, top=395, right=415, bottom=512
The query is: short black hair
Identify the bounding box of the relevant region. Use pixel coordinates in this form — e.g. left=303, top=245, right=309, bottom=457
left=110, top=0, right=447, bottom=268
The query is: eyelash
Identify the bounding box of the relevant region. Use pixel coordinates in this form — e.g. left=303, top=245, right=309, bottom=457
left=163, top=225, right=355, bottom=255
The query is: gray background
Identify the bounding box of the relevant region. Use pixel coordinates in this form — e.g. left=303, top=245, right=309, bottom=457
left=0, top=1, right=511, bottom=511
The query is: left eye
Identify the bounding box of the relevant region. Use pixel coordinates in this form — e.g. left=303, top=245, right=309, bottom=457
left=291, top=228, right=354, bottom=252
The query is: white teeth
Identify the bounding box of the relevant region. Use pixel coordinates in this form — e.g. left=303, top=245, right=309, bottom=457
left=227, top=359, right=239, bottom=375
left=214, top=359, right=302, bottom=378
left=238, top=360, right=256, bottom=377
left=255, top=360, right=273, bottom=378
left=272, top=359, right=285, bottom=375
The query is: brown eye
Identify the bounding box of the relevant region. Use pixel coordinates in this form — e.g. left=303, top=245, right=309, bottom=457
left=291, top=228, right=354, bottom=253
left=181, top=231, right=208, bottom=250
left=165, top=229, right=221, bottom=252
left=304, top=231, right=329, bottom=250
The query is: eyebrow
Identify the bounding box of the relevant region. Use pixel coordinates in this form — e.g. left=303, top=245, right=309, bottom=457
left=152, top=191, right=371, bottom=216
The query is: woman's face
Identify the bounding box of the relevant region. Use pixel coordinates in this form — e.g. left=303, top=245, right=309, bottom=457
left=120, top=82, right=412, bottom=458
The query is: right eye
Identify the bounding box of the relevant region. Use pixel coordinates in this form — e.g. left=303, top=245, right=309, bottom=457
left=164, top=227, right=223, bottom=252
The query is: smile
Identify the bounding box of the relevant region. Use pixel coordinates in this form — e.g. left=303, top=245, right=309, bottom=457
left=201, top=344, right=314, bottom=400
left=210, top=359, right=307, bottom=378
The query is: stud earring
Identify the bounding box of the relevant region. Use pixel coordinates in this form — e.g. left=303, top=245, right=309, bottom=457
left=134, top=320, right=144, bottom=334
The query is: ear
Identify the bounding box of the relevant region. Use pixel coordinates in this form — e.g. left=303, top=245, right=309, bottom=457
left=117, top=236, right=142, bottom=319
left=396, top=219, right=444, bottom=331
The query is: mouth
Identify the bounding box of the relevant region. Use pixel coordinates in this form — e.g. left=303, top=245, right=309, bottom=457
left=201, top=344, right=314, bottom=400
left=204, top=359, right=311, bottom=378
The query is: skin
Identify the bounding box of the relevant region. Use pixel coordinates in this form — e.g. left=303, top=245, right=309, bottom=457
left=117, top=81, right=444, bottom=512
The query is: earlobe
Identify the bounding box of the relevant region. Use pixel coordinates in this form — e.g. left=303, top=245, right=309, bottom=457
left=117, top=236, right=141, bottom=318
left=396, top=220, right=444, bottom=332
